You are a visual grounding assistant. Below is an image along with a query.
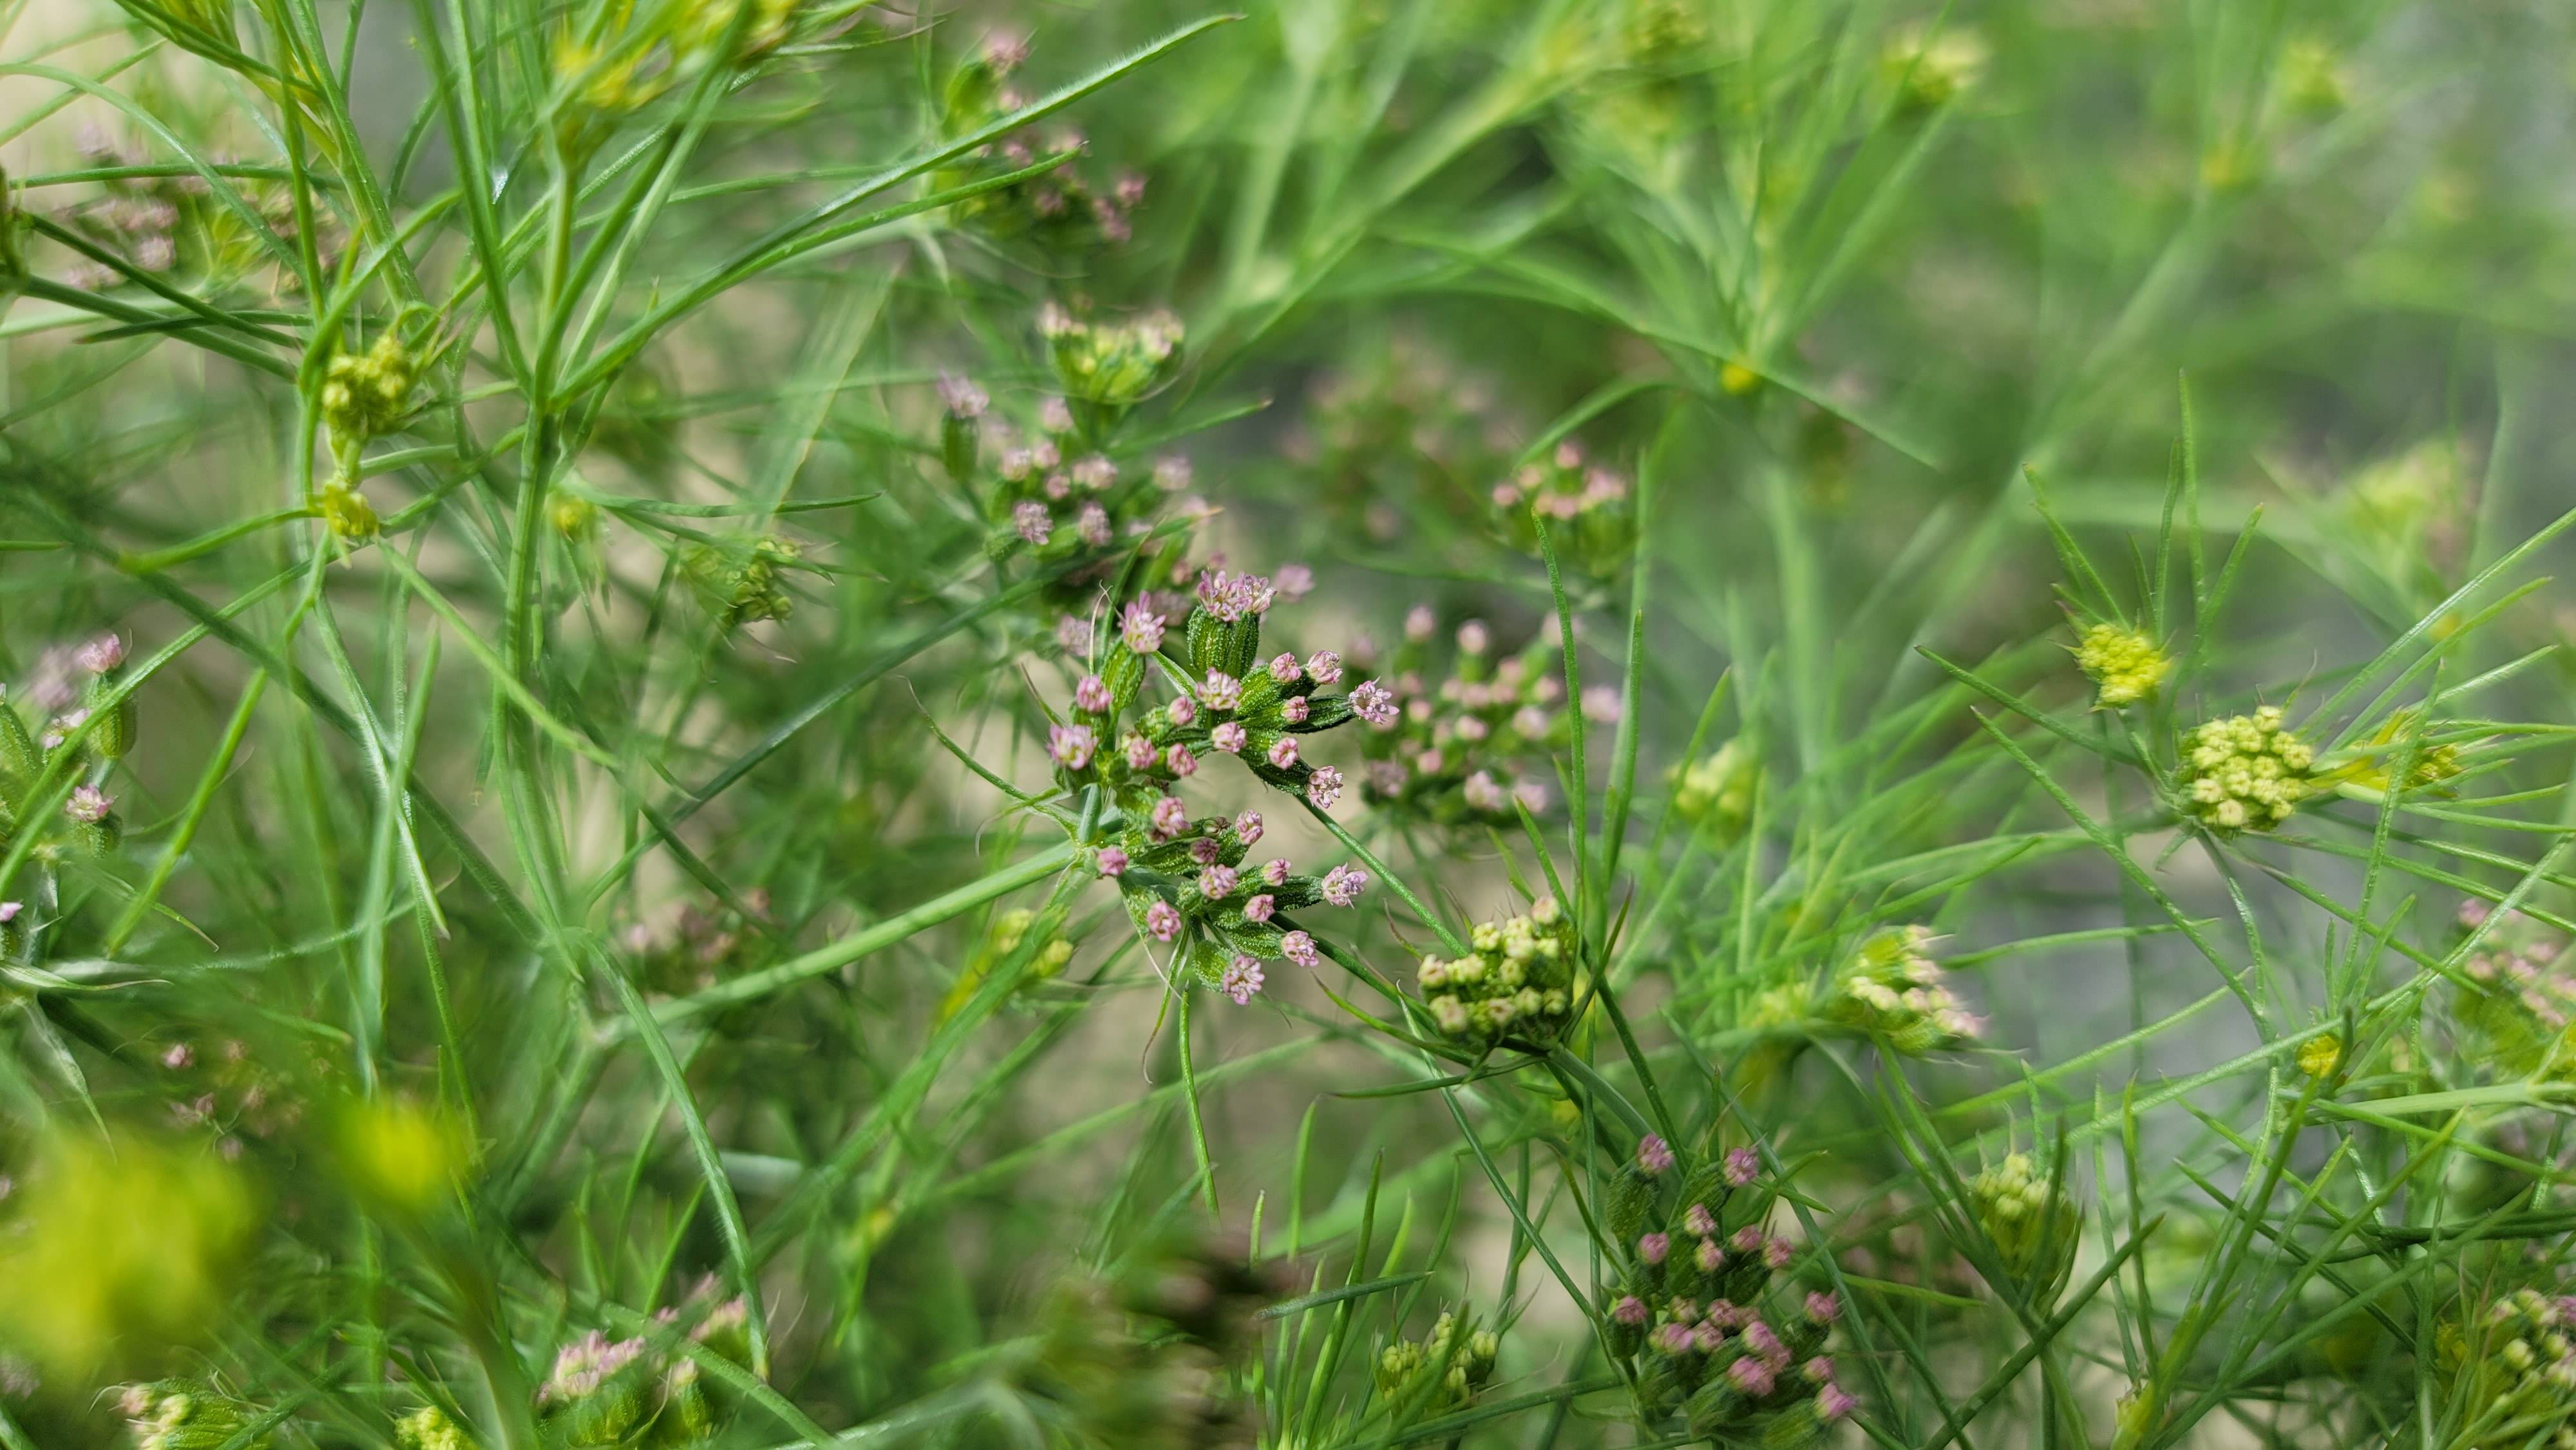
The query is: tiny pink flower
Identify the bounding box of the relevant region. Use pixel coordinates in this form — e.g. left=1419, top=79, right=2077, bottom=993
left=1456, top=619, right=1490, bottom=655
left=1321, top=863, right=1368, bottom=907
left=162, top=1042, right=193, bottom=1069
left=1075, top=675, right=1112, bottom=713
left=1197, top=670, right=1242, bottom=711
left=66, top=786, right=112, bottom=824
left=1695, top=1237, right=1724, bottom=1272
left=1153, top=455, right=1191, bottom=491
left=1725, top=1146, right=1760, bottom=1186
left=1281, top=695, right=1311, bottom=724
left=1743, top=1319, right=1785, bottom=1365
left=1281, top=930, right=1319, bottom=968
left=75, top=634, right=125, bottom=673
left=1166, top=744, right=1198, bottom=777
left=1096, top=846, right=1130, bottom=878
left=1150, top=796, right=1190, bottom=839
left=1211, top=722, right=1246, bottom=753
left=1144, top=900, right=1181, bottom=942
left=1220, top=955, right=1265, bottom=1005
left=937, top=372, right=989, bottom=418
left=1189, top=838, right=1222, bottom=865
left=1513, top=778, right=1549, bottom=813
left=1124, top=733, right=1157, bottom=770
left=1726, top=1357, right=1776, bottom=1397
left=1072, top=455, right=1116, bottom=491
left=0, top=902, right=19, bottom=924
left=1817, top=1385, right=1856, bottom=1421
left=1268, top=652, right=1303, bottom=683
left=1039, top=396, right=1074, bottom=433
left=1611, top=1294, right=1649, bottom=1326
left=1121, top=601, right=1168, bottom=653
left=1691, top=1322, right=1725, bottom=1353
left=1048, top=724, right=1097, bottom=769
left=1075, top=502, right=1112, bottom=547
left=1803, top=1356, right=1835, bottom=1385
left=1684, top=1203, right=1717, bottom=1236
left=1638, top=1232, right=1671, bottom=1265
left=1414, top=748, right=1446, bottom=775
left=1763, top=1237, right=1794, bottom=1270
left=1654, top=1322, right=1694, bottom=1353
left=1235, top=809, right=1263, bottom=844
left=2460, top=899, right=2494, bottom=928
left=1001, top=447, right=1034, bottom=480
left=1705, top=1299, right=1742, bottom=1330
left=1404, top=605, right=1436, bottom=642
left=1242, top=894, right=1275, bottom=924
left=1262, top=858, right=1291, bottom=886
left=1057, top=615, right=1092, bottom=654
left=1305, top=651, right=1343, bottom=685
left=1804, top=1290, right=1841, bottom=1324
left=1582, top=685, right=1622, bottom=723
left=1350, top=680, right=1398, bottom=728
left=1013, top=500, right=1052, bottom=545
left=1276, top=563, right=1314, bottom=599
left=1636, top=1135, right=1675, bottom=1175
left=1732, top=1225, right=1765, bottom=1253
left=1168, top=696, right=1197, bottom=728
left=1200, top=865, right=1239, bottom=899
left=1267, top=737, right=1300, bottom=769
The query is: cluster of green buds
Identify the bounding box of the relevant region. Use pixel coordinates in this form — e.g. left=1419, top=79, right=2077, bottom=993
left=1603, top=1136, right=1857, bottom=1442
left=1670, top=740, right=1757, bottom=842
left=1821, top=925, right=1982, bottom=1053
left=1375, top=1311, right=1499, bottom=1420
left=2179, top=706, right=2313, bottom=833
left=1414, top=897, right=1580, bottom=1046
left=2072, top=622, right=2172, bottom=708
left=119, top=1382, right=272, bottom=1450
left=681, top=536, right=800, bottom=630
left=1354, top=611, right=1568, bottom=825
left=392, top=1406, right=476, bottom=1450
left=316, top=327, right=425, bottom=542
left=536, top=1286, right=748, bottom=1448
left=2438, top=1289, right=2576, bottom=1450
left=1291, top=334, right=1510, bottom=540
left=1059, top=570, right=1386, bottom=1004
left=1037, top=302, right=1183, bottom=437
left=936, top=905, right=1075, bottom=1023
left=1967, top=1151, right=2081, bottom=1303
left=934, top=32, right=1146, bottom=253
left=320, top=330, right=419, bottom=453
left=1488, top=438, right=1634, bottom=576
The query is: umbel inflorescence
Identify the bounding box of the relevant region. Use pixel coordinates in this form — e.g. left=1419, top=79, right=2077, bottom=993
left=1414, top=897, right=1581, bottom=1046
left=1603, top=1136, right=1856, bottom=1444
left=1063, top=566, right=1387, bottom=1003
left=2180, top=706, right=2314, bottom=833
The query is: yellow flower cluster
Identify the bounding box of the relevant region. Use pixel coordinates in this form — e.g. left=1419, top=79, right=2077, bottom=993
left=320, top=331, right=417, bottom=449
left=2181, top=707, right=2313, bottom=833
left=2074, top=623, right=2172, bottom=708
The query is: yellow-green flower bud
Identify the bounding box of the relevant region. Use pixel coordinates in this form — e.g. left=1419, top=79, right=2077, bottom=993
left=2179, top=708, right=2314, bottom=834
left=2074, top=623, right=2172, bottom=708
left=320, top=482, right=381, bottom=543
left=320, top=332, right=419, bottom=448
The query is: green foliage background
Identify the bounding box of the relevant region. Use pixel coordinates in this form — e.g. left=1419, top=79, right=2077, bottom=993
left=6, top=1, right=2576, bottom=1447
